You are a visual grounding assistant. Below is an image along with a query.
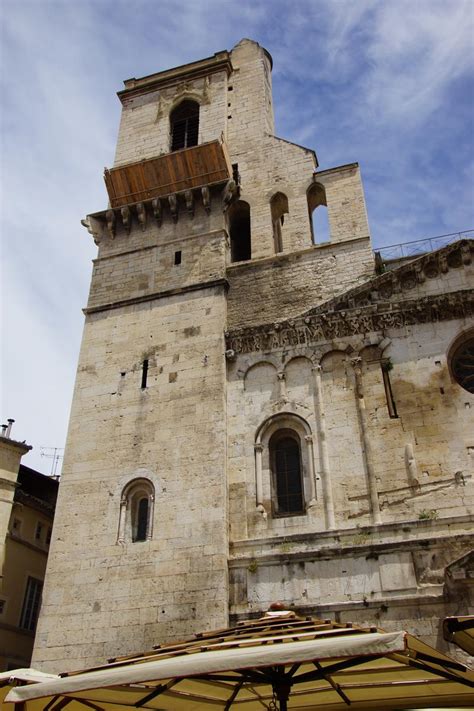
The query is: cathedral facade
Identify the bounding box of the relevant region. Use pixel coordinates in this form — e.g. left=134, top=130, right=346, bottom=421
left=32, top=39, right=474, bottom=671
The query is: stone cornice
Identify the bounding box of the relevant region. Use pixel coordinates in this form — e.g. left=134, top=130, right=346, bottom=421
left=225, top=240, right=473, bottom=355
left=14, top=489, right=55, bottom=517
left=84, top=278, right=229, bottom=315
left=118, top=51, right=232, bottom=103
left=0, top=436, right=31, bottom=456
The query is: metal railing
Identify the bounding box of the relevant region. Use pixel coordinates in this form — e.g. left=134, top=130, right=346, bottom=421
left=375, top=229, right=474, bottom=262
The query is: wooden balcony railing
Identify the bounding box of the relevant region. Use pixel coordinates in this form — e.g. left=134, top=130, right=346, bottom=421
left=104, top=138, right=232, bottom=209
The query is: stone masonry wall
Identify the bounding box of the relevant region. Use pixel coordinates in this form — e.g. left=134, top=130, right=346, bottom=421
left=114, top=70, right=228, bottom=167
left=33, top=287, right=229, bottom=671
left=226, top=237, right=374, bottom=329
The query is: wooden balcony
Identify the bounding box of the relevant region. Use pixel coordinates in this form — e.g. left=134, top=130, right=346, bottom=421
left=104, top=138, right=232, bottom=209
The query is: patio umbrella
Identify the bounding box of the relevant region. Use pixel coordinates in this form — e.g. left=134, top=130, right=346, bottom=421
left=5, top=609, right=474, bottom=710
left=443, top=616, right=474, bottom=656
left=0, top=668, right=59, bottom=711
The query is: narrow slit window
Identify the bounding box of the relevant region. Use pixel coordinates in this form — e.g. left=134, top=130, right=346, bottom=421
left=174, top=250, right=182, bottom=265
left=232, top=163, right=240, bottom=185
left=141, top=359, right=149, bottom=389
left=35, top=522, right=43, bottom=541
left=382, top=363, right=398, bottom=418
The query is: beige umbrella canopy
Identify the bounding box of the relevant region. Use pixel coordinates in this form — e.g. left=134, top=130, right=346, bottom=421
left=443, top=616, right=474, bottom=657
left=5, top=609, right=474, bottom=710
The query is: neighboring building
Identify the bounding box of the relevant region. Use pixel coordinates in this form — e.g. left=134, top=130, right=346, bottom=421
left=32, top=39, right=474, bottom=672
left=0, top=423, right=58, bottom=670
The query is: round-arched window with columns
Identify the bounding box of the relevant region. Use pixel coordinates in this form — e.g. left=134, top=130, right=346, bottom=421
left=117, top=478, right=155, bottom=544
left=255, top=412, right=317, bottom=518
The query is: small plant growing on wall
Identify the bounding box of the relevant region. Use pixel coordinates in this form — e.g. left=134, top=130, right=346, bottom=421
left=247, top=559, right=258, bottom=574
left=381, top=358, right=393, bottom=372
left=418, top=509, right=439, bottom=520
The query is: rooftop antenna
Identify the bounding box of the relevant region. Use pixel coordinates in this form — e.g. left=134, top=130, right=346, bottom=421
left=40, top=447, right=64, bottom=477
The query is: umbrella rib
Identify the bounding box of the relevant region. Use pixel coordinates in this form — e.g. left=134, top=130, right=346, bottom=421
left=411, top=649, right=468, bottom=672
left=44, top=699, right=104, bottom=711
left=293, top=654, right=375, bottom=683
left=314, top=662, right=351, bottom=707
left=223, top=677, right=245, bottom=710
left=135, top=678, right=181, bottom=706
left=286, top=663, right=301, bottom=679
left=400, top=656, right=474, bottom=688
left=44, top=697, right=72, bottom=711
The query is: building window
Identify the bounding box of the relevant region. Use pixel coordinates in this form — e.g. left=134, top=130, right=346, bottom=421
left=11, top=517, right=21, bottom=534
left=170, top=100, right=199, bottom=151
left=0, top=599, right=5, bottom=615
left=270, top=430, right=304, bottom=515
left=118, top=478, right=155, bottom=544
left=270, top=192, right=289, bottom=253
left=307, top=182, right=330, bottom=243
left=254, top=413, right=316, bottom=518
left=19, top=577, right=43, bottom=631
left=35, top=522, right=43, bottom=541
left=46, top=527, right=52, bottom=545
left=450, top=334, right=474, bottom=394
left=228, top=200, right=251, bottom=262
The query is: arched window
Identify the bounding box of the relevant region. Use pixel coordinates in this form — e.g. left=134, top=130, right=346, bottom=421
left=307, top=182, right=330, bottom=243
left=117, top=478, right=155, bottom=544
left=170, top=100, right=199, bottom=151
left=254, top=413, right=316, bottom=518
left=270, top=192, right=289, bottom=253
left=228, top=200, right=251, bottom=262
left=270, top=429, right=304, bottom=515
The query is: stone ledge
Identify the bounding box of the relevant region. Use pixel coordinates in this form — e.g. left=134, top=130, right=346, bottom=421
left=83, top=278, right=229, bottom=315
left=229, top=514, right=474, bottom=562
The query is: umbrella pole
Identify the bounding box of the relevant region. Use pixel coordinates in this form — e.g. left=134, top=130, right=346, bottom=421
left=274, top=682, right=291, bottom=711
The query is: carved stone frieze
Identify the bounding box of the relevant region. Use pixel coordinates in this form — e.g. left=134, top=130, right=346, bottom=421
left=225, top=289, right=474, bottom=355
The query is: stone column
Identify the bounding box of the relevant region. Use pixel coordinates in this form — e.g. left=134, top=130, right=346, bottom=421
left=117, top=498, right=127, bottom=544
left=254, top=443, right=266, bottom=515
left=351, top=357, right=382, bottom=524
left=277, top=371, right=288, bottom=403
left=312, top=365, right=335, bottom=529
left=147, top=494, right=155, bottom=541
left=305, top=435, right=317, bottom=507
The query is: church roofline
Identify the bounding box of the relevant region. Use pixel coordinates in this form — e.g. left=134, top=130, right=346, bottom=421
left=225, top=239, right=474, bottom=354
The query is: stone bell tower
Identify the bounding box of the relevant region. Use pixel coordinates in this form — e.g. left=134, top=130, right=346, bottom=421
left=33, top=39, right=382, bottom=671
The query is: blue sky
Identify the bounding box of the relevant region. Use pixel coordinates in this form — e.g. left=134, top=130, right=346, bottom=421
left=1, top=0, right=473, bottom=472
